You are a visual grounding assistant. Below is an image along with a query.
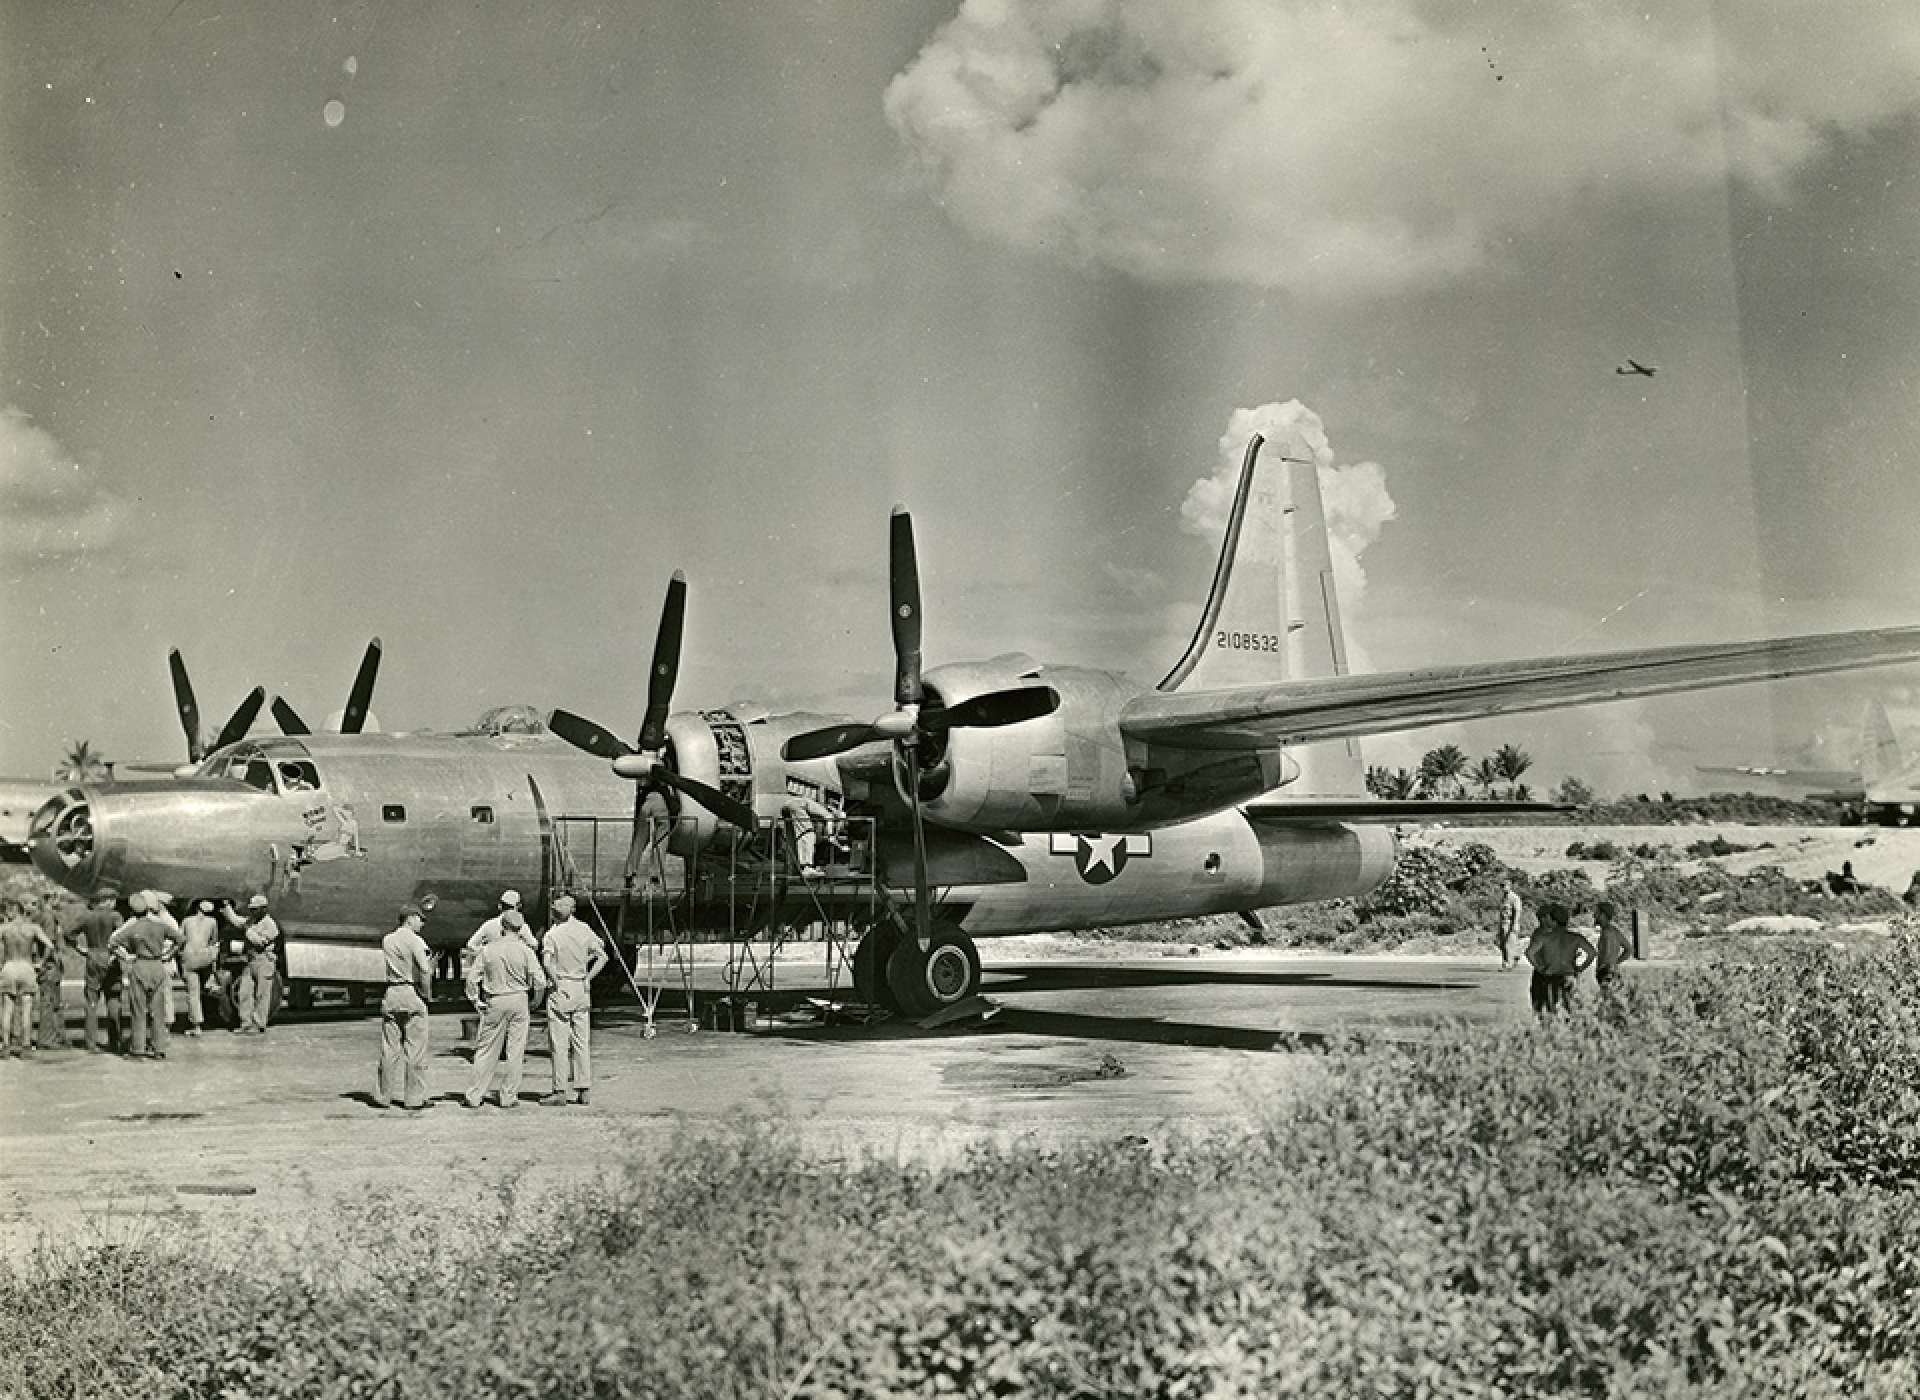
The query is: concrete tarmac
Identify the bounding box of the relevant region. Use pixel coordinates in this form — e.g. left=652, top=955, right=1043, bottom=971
left=0, top=943, right=1531, bottom=1256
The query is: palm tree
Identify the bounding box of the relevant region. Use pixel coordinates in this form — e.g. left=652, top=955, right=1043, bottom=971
left=1493, top=743, right=1533, bottom=796
left=1418, top=744, right=1469, bottom=798
left=1379, top=767, right=1421, bottom=799
left=1469, top=756, right=1501, bottom=798
left=57, top=739, right=111, bottom=783
left=1365, top=765, right=1396, bottom=799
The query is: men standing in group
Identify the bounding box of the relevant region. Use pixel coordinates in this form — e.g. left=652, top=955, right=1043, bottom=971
left=177, top=900, right=220, bottom=1037
left=1494, top=881, right=1524, bottom=969
left=1524, top=902, right=1596, bottom=1016
left=375, top=905, right=435, bottom=1111
left=0, top=899, right=52, bottom=1057
left=221, top=894, right=281, bottom=1035
left=540, top=894, right=607, bottom=1107
left=464, top=908, right=547, bottom=1109
left=109, top=892, right=180, bottom=1059
left=69, top=890, right=124, bottom=1053
left=464, top=890, right=534, bottom=967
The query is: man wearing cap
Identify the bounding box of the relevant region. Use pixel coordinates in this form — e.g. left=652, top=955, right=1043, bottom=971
left=67, top=890, right=125, bottom=1053
left=375, top=905, right=436, bottom=1110
left=464, top=908, right=547, bottom=1109
left=109, top=892, right=180, bottom=1059
left=540, top=894, right=607, bottom=1106
left=177, top=899, right=221, bottom=1037
left=465, top=890, right=536, bottom=961
left=220, top=894, right=281, bottom=1035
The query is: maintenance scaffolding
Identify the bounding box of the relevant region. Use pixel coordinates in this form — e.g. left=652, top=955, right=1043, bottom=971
left=546, top=811, right=884, bottom=1031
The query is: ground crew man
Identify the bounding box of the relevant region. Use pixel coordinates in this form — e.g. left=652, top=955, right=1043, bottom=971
left=464, top=890, right=534, bottom=965
left=178, top=900, right=221, bottom=1037
left=109, top=893, right=180, bottom=1059
left=635, top=786, right=676, bottom=887
left=69, top=890, right=124, bottom=1053
left=35, top=905, right=67, bottom=1049
left=464, top=909, right=547, bottom=1109
left=781, top=794, right=836, bottom=878
left=540, top=894, right=607, bottom=1106
left=1593, top=901, right=1633, bottom=992
left=375, top=905, right=435, bottom=1111
left=1494, top=881, right=1524, bottom=968
left=0, top=902, right=52, bottom=1057
left=1524, top=902, right=1595, bottom=1016
left=220, top=894, right=281, bottom=1034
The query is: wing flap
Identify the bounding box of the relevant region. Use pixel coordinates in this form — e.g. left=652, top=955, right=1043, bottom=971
left=1121, top=625, right=1920, bottom=751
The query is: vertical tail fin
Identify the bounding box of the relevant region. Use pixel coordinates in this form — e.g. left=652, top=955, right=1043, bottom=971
left=1159, top=434, right=1364, bottom=793
left=1860, top=700, right=1904, bottom=785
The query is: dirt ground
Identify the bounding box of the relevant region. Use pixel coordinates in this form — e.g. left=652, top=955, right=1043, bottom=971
left=0, top=941, right=1530, bottom=1259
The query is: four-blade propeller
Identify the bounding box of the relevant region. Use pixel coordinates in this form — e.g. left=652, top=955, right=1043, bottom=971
left=549, top=572, right=759, bottom=832
left=779, top=507, right=1060, bottom=946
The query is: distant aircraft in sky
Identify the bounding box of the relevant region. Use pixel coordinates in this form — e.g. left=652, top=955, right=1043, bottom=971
left=1615, top=359, right=1658, bottom=377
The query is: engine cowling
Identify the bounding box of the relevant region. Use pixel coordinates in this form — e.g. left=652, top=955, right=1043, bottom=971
left=907, top=659, right=1293, bottom=832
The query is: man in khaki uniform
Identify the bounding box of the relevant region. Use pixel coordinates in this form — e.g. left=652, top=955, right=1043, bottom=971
left=69, top=891, right=124, bottom=1052
left=463, top=909, right=547, bottom=1109
left=177, top=899, right=221, bottom=1037
left=375, top=905, right=435, bottom=1110
left=540, top=895, right=607, bottom=1106
left=109, top=892, right=180, bottom=1059
left=220, top=894, right=281, bottom=1035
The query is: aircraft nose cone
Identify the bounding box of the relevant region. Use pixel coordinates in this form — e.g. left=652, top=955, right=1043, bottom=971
left=28, top=791, right=99, bottom=890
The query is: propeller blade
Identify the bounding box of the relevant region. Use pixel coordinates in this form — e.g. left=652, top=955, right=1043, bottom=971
left=548, top=709, right=635, bottom=761
left=889, top=507, right=922, bottom=707
left=271, top=697, right=312, bottom=736
left=168, top=649, right=204, bottom=763
left=638, top=572, right=686, bottom=751
left=657, top=770, right=758, bottom=830
left=339, top=638, right=382, bottom=734
left=908, top=769, right=930, bottom=951
left=782, top=722, right=888, bottom=764
left=211, top=687, right=267, bottom=752
left=926, top=685, right=1061, bottom=735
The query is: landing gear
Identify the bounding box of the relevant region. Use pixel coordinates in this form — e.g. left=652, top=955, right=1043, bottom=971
left=884, top=926, right=982, bottom=1017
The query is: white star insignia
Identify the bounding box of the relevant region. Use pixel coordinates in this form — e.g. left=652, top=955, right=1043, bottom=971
left=1079, top=833, right=1125, bottom=876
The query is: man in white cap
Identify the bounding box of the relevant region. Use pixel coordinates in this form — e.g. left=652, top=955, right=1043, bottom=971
left=374, top=905, right=435, bottom=1110
left=108, top=892, right=179, bottom=1059
left=464, top=908, right=547, bottom=1109
left=464, top=890, right=535, bottom=967
left=540, top=894, right=607, bottom=1106
left=177, top=899, right=221, bottom=1037
left=219, top=893, right=281, bottom=1034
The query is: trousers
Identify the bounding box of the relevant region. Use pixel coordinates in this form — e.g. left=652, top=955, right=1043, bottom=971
left=547, top=981, right=592, bottom=1093
left=85, top=951, right=121, bottom=1051
left=182, top=961, right=216, bottom=1028
left=466, top=991, right=530, bottom=1106
left=0, top=960, right=34, bottom=1053
left=126, top=960, right=170, bottom=1057
left=376, top=986, right=431, bottom=1108
left=36, top=968, right=64, bottom=1048
left=237, top=954, right=276, bottom=1031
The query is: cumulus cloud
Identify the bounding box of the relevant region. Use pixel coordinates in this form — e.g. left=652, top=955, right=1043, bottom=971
left=0, top=407, right=126, bottom=565
left=1180, top=399, right=1395, bottom=618
left=885, top=0, right=1920, bottom=296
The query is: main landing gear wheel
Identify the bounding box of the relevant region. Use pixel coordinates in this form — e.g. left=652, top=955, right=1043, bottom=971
left=884, top=929, right=981, bottom=1018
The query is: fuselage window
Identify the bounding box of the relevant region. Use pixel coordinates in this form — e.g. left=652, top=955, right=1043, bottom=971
left=1204, top=852, right=1222, bottom=874
left=470, top=805, right=494, bottom=825
left=278, top=761, right=321, bottom=793
left=382, top=804, right=407, bottom=823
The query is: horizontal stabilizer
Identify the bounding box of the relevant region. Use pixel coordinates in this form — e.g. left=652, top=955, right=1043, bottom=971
left=1122, top=624, right=1920, bottom=751
left=1244, top=798, right=1570, bottom=824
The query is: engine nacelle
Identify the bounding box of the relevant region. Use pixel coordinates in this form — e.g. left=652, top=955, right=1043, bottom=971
left=911, top=660, right=1293, bottom=832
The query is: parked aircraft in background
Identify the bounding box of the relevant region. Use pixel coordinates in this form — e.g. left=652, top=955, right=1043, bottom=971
left=1701, top=700, right=1920, bottom=824
left=28, top=435, right=1920, bottom=1013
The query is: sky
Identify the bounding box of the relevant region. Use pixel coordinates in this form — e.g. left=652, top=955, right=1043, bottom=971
left=4, top=0, right=1919, bottom=795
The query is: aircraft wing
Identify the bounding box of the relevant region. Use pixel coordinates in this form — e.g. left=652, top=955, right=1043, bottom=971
left=1120, top=624, right=1920, bottom=752
left=1243, top=798, right=1569, bottom=824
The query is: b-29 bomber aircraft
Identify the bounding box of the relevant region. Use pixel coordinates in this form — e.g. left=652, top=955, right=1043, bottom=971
left=27, top=435, right=1920, bottom=1013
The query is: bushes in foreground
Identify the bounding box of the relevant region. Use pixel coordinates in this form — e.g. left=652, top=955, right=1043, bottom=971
left=8, top=945, right=1920, bottom=1397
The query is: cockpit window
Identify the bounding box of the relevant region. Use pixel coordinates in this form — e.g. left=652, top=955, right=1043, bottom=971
left=226, top=755, right=276, bottom=793
left=278, top=760, right=321, bottom=792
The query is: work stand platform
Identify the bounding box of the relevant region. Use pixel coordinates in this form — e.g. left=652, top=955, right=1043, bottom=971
left=548, top=813, right=890, bottom=1033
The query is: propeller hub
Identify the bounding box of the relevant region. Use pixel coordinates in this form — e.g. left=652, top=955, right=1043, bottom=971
left=611, top=752, right=662, bottom=782
left=875, top=708, right=917, bottom=740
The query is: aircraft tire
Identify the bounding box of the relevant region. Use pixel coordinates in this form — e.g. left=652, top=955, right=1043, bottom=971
left=851, top=926, right=895, bottom=1008
left=885, top=928, right=981, bottom=1017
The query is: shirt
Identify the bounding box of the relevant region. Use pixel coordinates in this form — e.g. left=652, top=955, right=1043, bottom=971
left=542, top=918, right=606, bottom=986
left=466, top=914, right=536, bottom=952
left=179, top=914, right=220, bottom=971
left=381, top=926, right=434, bottom=1000
left=467, top=936, right=547, bottom=1001
left=109, top=915, right=179, bottom=962
left=68, top=907, right=121, bottom=955
left=244, top=914, right=281, bottom=959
